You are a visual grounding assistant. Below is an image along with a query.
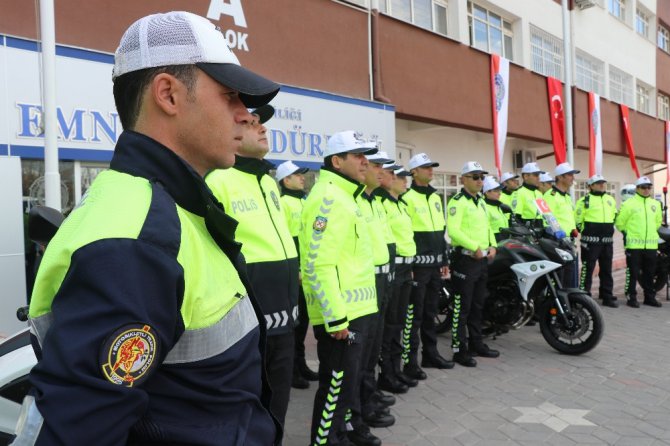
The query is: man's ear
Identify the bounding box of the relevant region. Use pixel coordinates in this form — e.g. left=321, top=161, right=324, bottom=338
left=150, top=73, right=181, bottom=117
left=331, top=154, right=343, bottom=170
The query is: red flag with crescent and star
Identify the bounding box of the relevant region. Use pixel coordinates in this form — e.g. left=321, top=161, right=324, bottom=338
left=547, top=77, right=566, bottom=164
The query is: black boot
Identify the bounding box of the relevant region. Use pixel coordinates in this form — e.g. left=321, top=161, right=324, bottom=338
left=291, top=368, right=309, bottom=389
left=296, top=359, right=319, bottom=381
left=626, top=296, right=640, bottom=308
left=421, top=352, right=455, bottom=369
left=403, top=363, right=427, bottom=380
left=371, top=390, right=396, bottom=407
left=377, top=374, right=408, bottom=394
left=348, top=426, right=382, bottom=446
left=453, top=348, right=477, bottom=367
left=470, top=342, right=500, bottom=358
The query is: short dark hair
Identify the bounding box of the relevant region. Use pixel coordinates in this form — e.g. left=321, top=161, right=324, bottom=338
left=324, top=153, right=352, bottom=169
left=113, top=65, right=198, bottom=130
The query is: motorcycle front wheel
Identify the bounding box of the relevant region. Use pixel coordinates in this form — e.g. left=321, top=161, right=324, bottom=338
left=539, top=293, right=604, bottom=355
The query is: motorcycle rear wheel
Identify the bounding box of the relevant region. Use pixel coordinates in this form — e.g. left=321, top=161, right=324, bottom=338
left=539, top=293, right=604, bottom=355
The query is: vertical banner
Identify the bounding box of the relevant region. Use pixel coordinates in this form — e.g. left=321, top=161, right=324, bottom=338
left=588, top=92, right=603, bottom=176
left=547, top=77, right=566, bottom=164
left=491, top=54, right=510, bottom=178
left=666, top=121, right=670, bottom=186
left=620, top=105, right=641, bottom=178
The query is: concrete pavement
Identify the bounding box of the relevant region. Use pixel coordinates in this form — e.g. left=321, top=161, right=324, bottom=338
left=284, top=269, right=670, bottom=445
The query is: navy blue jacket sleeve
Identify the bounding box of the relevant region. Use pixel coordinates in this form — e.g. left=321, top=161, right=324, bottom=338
left=30, top=238, right=184, bottom=445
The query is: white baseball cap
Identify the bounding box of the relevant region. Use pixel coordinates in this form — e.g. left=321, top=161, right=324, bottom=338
left=366, top=151, right=395, bottom=165
left=461, top=161, right=488, bottom=176
left=408, top=153, right=439, bottom=170
left=394, top=168, right=412, bottom=177
left=554, top=162, right=580, bottom=177
left=383, top=162, right=402, bottom=170
left=587, top=174, right=607, bottom=185
left=324, top=131, right=378, bottom=157
left=635, top=176, right=653, bottom=186
left=500, top=172, right=519, bottom=183
left=483, top=176, right=502, bottom=193
left=112, top=11, right=279, bottom=108
left=275, top=160, right=309, bottom=182
left=521, top=162, right=545, bottom=174
left=539, top=173, right=555, bottom=183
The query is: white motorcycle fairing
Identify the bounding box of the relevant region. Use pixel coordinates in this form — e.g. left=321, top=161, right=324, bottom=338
left=510, top=260, right=562, bottom=301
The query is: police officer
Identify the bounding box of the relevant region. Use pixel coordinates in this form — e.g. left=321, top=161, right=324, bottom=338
left=447, top=162, right=499, bottom=367
left=355, top=151, right=396, bottom=435
left=207, top=105, right=299, bottom=428
left=499, top=171, right=520, bottom=207
left=16, top=11, right=281, bottom=445
left=575, top=175, right=618, bottom=308
left=403, top=153, right=454, bottom=380
left=482, top=176, right=511, bottom=242
left=275, top=160, right=320, bottom=390
left=512, top=162, right=545, bottom=228
left=301, top=130, right=379, bottom=446
left=377, top=166, right=418, bottom=393
left=538, top=172, right=555, bottom=194
left=544, top=162, right=580, bottom=288
left=615, top=176, right=663, bottom=308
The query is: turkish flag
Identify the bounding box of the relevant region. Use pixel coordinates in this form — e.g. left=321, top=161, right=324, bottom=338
left=547, top=77, right=566, bottom=164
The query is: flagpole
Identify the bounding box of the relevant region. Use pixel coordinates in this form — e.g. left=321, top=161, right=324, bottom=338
left=561, top=0, right=575, bottom=197
left=40, top=0, right=61, bottom=211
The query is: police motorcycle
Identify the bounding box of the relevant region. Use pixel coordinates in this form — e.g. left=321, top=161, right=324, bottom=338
left=436, top=205, right=604, bottom=356
left=0, top=206, right=62, bottom=445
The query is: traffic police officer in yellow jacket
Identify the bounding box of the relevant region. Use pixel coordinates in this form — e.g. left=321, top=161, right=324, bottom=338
left=17, top=11, right=281, bottom=445
left=482, top=176, right=511, bottom=241
left=301, top=130, right=379, bottom=446
left=378, top=166, right=418, bottom=393
left=615, top=176, right=663, bottom=308
left=512, top=162, right=545, bottom=228
left=276, top=160, right=320, bottom=389
left=544, top=162, right=580, bottom=287
left=207, top=105, right=298, bottom=427
left=499, top=171, right=520, bottom=207
left=403, top=153, right=454, bottom=380
left=575, top=175, right=618, bottom=308
left=348, top=150, right=397, bottom=442
left=447, top=162, right=499, bottom=367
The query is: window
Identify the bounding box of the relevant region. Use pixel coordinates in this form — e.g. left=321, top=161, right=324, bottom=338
left=609, top=65, right=633, bottom=106
left=574, top=180, right=618, bottom=204
left=575, top=50, right=605, bottom=96
left=608, top=0, right=625, bottom=22
left=658, top=93, right=670, bottom=121
left=383, top=0, right=448, bottom=35
left=530, top=25, right=563, bottom=80
left=636, top=82, right=652, bottom=115
left=659, top=25, right=670, bottom=53
left=431, top=171, right=462, bottom=219
left=467, top=2, right=514, bottom=59
left=635, top=9, right=649, bottom=38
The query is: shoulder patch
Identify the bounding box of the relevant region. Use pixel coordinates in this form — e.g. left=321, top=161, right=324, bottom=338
left=101, top=324, right=158, bottom=387
left=270, top=190, right=281, bottom=211
left=452, top=193, right=463, bottom=201
left=449, top=206, right=457, bottom=216
left=313, top=216, right=328, bottom=233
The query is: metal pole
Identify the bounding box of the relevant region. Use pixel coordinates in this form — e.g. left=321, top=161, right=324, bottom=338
left=561, top=0, right=575, bottom=200
left=40, top=0, right=61, bottom=211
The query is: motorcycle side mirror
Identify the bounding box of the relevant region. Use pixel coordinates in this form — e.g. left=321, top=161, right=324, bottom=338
left=28, top=205, right=64, bottom=246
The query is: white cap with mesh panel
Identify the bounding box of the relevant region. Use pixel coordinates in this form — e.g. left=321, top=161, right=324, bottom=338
left=275, top=160, right=309, bottom=182
left=112, top=11, right=279, bottom=107
left=324, top=131, right=378, bottom=157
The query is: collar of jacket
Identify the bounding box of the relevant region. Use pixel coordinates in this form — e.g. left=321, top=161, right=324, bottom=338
left=502, top=188, right=514, bottom=196
left=460, top=187, right=481, bottom=204
left=522, top=183, right=538, bottom=191
left=551, top=185, right=568, bottom=196
left=590, top=190, right=606, bottom=197
left=484, top=197, right=501, bottom=207
left=411, top=181, right=437, bottom=195
left=375, top=187, right=399, bottom=204
left=110, top=130, right=240, bottom=248
left=280, top=185, right=306, bottom=199
left=635, top=192, right=650, bottom=200
left=321, top=167, right=365, bottom=198
left=233, top=155, right=275, bottom=178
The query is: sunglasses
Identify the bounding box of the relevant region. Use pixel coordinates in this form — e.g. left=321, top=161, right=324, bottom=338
left=464, top=174, right=484, bottom=181
left=639, top=185, right=652, bottom=190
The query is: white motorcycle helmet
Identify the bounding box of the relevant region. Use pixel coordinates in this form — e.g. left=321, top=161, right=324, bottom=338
left=620, top=184, right=636, bottom=202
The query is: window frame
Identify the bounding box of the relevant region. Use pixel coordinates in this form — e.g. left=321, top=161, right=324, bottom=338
left=575, top=50, right=605, bottom=96
left=383, top=0, right=449, bottom=35
left=635, top=82, right=652, bottom=115
left=658, top=93, right=670, bottom=121
left=529, top=25, right=564, bottom=81
left=635, top=8, right=649, bottom=38
left=467, top=2, right=514, bottom=60
left=659, top=25, right=670, bottom=53
left=609, top=65, right=633, bottom=107
left=608, top=0, right=626, bottom=22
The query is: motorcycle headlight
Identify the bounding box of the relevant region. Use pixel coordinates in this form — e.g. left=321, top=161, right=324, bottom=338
left=555, top=248, right=573, bottom=262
